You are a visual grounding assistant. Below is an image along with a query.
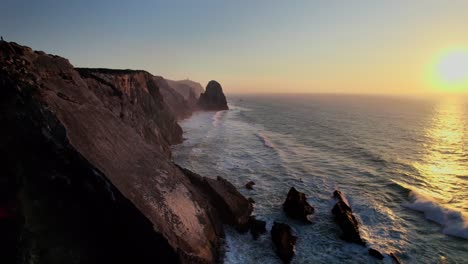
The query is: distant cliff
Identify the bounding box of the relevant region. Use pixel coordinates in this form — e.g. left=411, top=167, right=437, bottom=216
left=0, top=41, right=247, bottom=264
left=198, top=80, right=229, bottom=111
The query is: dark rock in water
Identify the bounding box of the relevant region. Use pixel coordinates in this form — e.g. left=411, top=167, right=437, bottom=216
left=333, top=190, right=352, bottom=211
left=331, top=190, right=366, bottom=246
left=283, top=187, right=314, bottom=222
left=249, top=216, right=266, bottom=240
left=369, top=248, right=384, bottom=260
left=198, top=80, right=228, bottom=111
left=271, top=222, right=297, bottom=264
left=179, top=166, right=253, bottom=232
left=390, top=253, right=402, bottom=264
left=245, top=181, right=255, bottom=190
left=248, top=197, right=255, bottom=204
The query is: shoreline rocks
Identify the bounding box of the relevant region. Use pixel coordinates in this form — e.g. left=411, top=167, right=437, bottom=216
left=271, top=222, right=297, bottom=264
left=245, top=181, right=255, bottom=190
left=249, top=216, right=267, bottom=240
left=283, top=187, right=315, bottom=222
left=331, top=190, right=366, bottom=246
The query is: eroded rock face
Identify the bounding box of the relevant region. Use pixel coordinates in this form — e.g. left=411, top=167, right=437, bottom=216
left=198, top=80, right=228, bottom=111
left=271, top=222, right=297, bottom=264
left=0, top=41, right=225, bottom=263
left=331, top=190, right=365, bottom=246
left=249, top=216, right=266, bottom=240
left=154, top=76, right=194, bottom=120
left=283, top=187, right=314, bottom=222
left=369, top=248, right=384, bottom=260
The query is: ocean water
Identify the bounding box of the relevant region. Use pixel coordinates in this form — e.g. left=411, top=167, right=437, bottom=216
left=172, top=94, right=468, bottom=264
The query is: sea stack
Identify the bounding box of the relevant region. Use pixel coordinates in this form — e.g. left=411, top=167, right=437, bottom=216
left=198, top=80, right=229, bottom=110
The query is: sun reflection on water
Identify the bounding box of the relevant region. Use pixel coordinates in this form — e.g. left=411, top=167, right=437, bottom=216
left=413, top=97, right=467, bottom=211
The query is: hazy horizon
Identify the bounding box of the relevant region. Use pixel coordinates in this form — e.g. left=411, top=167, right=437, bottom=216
left=2, top=0, right=468, bottom=94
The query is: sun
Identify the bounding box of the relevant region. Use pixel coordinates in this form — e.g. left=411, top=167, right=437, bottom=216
left=428, top=48, right=468, bottom=92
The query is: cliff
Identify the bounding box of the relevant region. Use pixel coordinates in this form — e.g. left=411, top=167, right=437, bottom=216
left=154, top=76, right=193, bottom=120
left=198, top=80, right=229, bottom=111
left=0, top=41, right=247, bottom=264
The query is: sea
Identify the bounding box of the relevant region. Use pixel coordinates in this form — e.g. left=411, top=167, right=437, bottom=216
left=172, top=94, right=468, bottom=264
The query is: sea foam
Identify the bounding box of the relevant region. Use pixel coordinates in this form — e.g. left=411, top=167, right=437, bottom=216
left=255, top=132, right=275, bottom=148
left=400, top=184, right=468, bottom=239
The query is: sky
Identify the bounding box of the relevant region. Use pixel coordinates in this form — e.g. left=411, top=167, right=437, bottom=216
left=2, top=0, right=468, bottom=94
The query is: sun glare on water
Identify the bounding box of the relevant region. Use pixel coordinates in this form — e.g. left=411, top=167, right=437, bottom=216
left=429, top=48, right=468, bottom=92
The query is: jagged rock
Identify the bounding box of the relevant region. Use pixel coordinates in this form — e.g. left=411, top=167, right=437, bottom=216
left=390, top=253, right=402, bottom=264
left=198, top=80, right=228, bottom=111
left=283, top=187, right=314, bottom=222
left=245, top=181, right=255, bottom=190
left=333, top=190, right=352, bottom=211
left=179, top=166, right=253, bottom=232
left=249, top=216, right=266, bottom=240
left=369, top=248, right=384, bottom=260
left=248, top=197, right=255, bottom=204
left=331, top=190, right=365, bottom=246
left=271, top=222, right=297, bottom=264
left=0, top=41, right=227, bottom=264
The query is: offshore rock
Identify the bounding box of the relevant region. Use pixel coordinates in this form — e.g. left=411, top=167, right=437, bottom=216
left=271, top=222, right=297, bottom=264
left=331, top=190, right=366, bottom=246
left=198, top=80, right=228, bottom=111
left=368, top=248, right=384, bottom=260
left=283, top=187, right=314, bottom=222
left=248, top=216, right=266, bottom=240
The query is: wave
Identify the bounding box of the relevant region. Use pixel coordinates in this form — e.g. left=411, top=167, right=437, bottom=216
left=255, top=132, right=275, bottom=149
left=394, top=180, right=468, bottom=239
left=212, top=111, right=225, bottom=127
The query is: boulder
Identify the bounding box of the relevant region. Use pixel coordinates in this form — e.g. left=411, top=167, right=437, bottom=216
left=249, top=216, right=266, bottom=240
left=248, top=197, right=255, bottom=204
left=179, top=166, right=253, bottom=232
left=331, top=191, right=365, bottom=246
left=368, top=248, right=384, bottom=260
left=271, top=222, right=297, bottom=264
left=198, top=80, right=228, bottom=111
left=245, top=181, right=255, bottom=190
left=283, top=187, right=314, bottom=222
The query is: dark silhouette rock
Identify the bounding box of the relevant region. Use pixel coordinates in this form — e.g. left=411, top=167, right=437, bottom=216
left=198, top=80, right=228, bottom=111
left=179, top=166, right=253, bottom=232
left=271, top=222, right=297, bottom=264
left=245, top=181, right=255, bottom=190
left=249, top=216, right=266, bottom=240
left=331, top=190, right=365, bottom=246
left=283, top=187, right=314, bottom=222
left=390, top=253, right=402, bottom=264
left=248, top=197, right=255, bottom=204
left=369, top=248, right=384, bottom=260
left=333, top=190, right=352, bottom=211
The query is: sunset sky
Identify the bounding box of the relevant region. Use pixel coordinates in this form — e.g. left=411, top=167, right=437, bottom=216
left=2, top=0, right=468, bottom=94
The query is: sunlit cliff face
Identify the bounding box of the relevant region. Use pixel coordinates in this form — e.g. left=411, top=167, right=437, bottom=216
left=413, top=98, right=467, bottom=212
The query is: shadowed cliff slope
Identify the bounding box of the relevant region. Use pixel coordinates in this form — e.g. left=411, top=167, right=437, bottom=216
left=0, top=41, right=248, bottom=264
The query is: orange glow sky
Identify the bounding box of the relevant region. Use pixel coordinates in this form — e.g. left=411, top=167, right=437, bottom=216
left=3, top=1, right=468, bottom=94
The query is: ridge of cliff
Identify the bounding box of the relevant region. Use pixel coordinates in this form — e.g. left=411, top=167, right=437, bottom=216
left=0, top=41, right=248, bottom=264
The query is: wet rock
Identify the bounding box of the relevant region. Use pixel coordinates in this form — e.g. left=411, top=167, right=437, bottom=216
left=198, top=80, right=228, bottom=111
left=249, top=216, right=266, bottom=240
left=368, top=248, right=384, bottom=260
left=271, top=222, right=297, bottom=264
left=283, top=187, right=314, bottom=222
left=331, top=190, right=365, bottom=246
left=333, top=190, right=352, bottom=211
left=248, top=197, right=255, bottom=204
left=245, top=181, right=255, bottom=190
left=390, top=253, right=402, bottom=264
left=180, top=166, right=253, bottom=232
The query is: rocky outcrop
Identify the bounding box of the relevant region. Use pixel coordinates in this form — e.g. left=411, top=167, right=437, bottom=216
left=245, top=181, right=255, bottom=190
left=369, top=248, right=384, bottom=260
left=283, top=187, right=314, bottom=222
left=271, top=222, right=297, bottom=264
left=179, top=166, right=253, bottom=232
left=198, top=80, right=228, bottom=111
left=154, top=76, right=193, bottom=120
left=0, top=41, right=241, bottom=263
left=331, top=190, right=365, bottom=246
left=166, top=79, right=204, bottom=101
left=248, top=216, right=266, bottom=240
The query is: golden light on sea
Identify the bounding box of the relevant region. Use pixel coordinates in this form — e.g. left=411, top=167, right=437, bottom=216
left=413, top=98, right=467, bottom=211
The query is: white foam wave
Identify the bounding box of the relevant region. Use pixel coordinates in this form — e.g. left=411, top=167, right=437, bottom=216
left=255, top=132, right=275, bottom=148
left=212, top=111, right=225, bottom=127
left=403, top=188, right=468, bottom=239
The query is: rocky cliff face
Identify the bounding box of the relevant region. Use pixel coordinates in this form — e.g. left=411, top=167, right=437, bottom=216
left=198, top=80, right=229, bottom=111
left=154, top=76, right=193, bottom=120
left=0, top=41, right=248, bottom=264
